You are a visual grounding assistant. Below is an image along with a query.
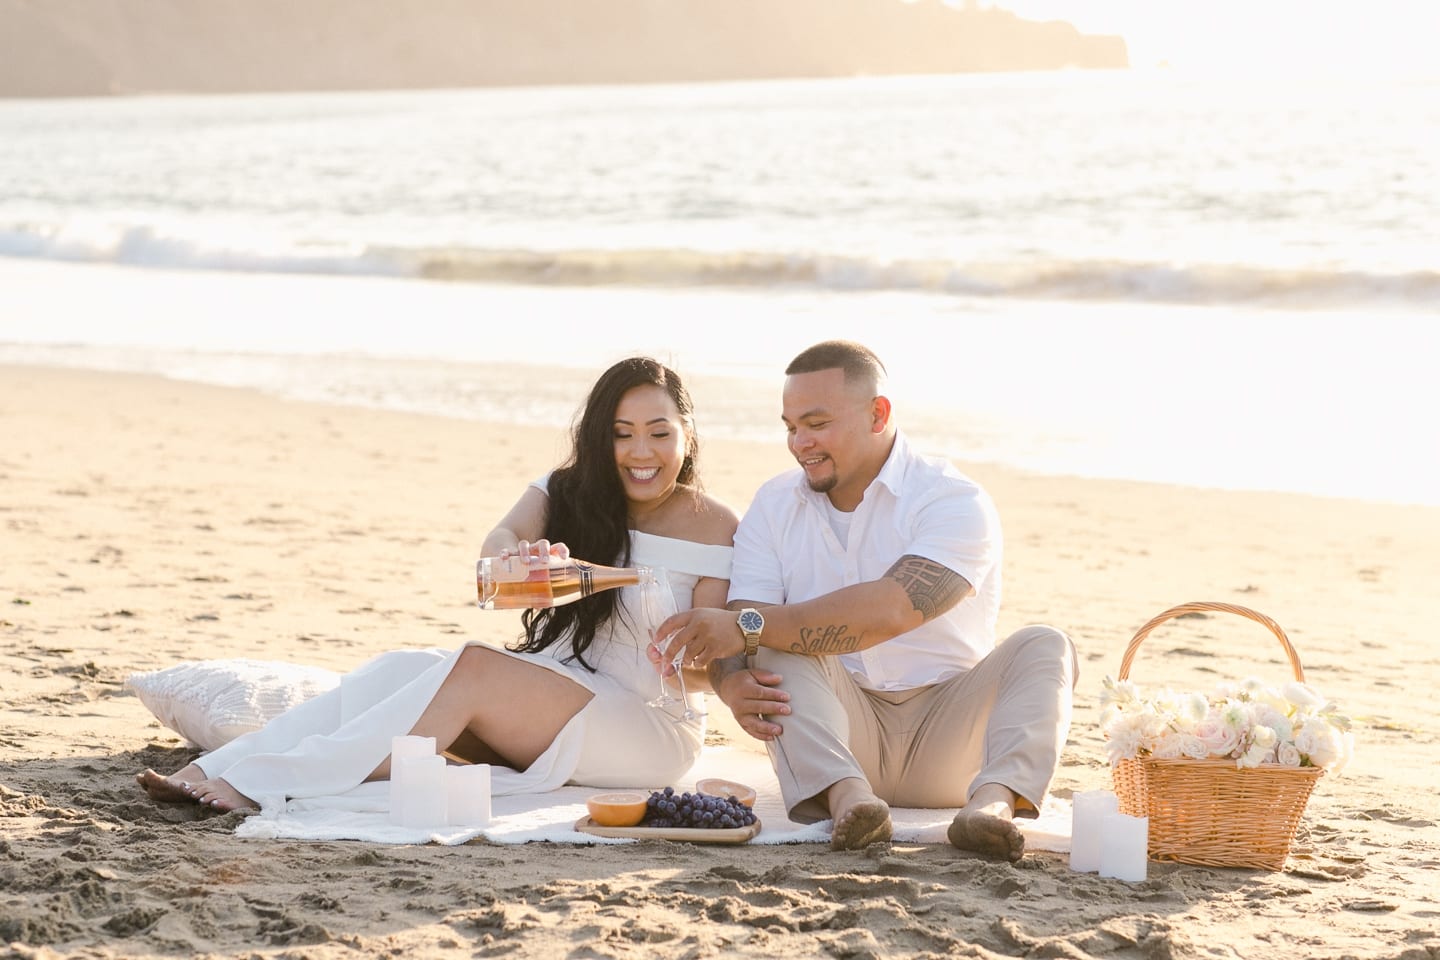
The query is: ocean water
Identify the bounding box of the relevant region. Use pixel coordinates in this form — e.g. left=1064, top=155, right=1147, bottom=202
left=1, top=70, right=1436, bottom=506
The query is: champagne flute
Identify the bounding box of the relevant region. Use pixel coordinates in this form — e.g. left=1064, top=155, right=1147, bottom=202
left=667, top=643, right=698, bottom=723
left=647, top=635, right=686, bottom=710
left=642, top=569, right=692, bottom=718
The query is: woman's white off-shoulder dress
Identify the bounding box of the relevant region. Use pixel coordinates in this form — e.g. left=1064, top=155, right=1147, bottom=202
left=195, top=531, right=732, bottom=812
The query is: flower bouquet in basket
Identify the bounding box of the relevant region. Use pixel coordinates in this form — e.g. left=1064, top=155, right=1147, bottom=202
left=1100, top=602, right=1354, bottom=870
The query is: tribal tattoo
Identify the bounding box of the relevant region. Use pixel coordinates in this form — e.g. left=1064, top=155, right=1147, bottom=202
left=885, top=554, right=970, bottom=622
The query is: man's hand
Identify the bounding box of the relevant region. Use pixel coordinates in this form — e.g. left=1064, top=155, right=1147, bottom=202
left=715, top=664, right=790, bottom=742
left=654, top=607, right=746, bottom=668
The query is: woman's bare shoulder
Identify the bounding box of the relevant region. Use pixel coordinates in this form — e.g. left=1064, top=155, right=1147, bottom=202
left=666, top=487, right=738, bottom=546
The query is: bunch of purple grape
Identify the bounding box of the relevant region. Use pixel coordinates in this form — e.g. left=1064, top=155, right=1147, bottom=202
left=643, top=786, right=757, bottom=829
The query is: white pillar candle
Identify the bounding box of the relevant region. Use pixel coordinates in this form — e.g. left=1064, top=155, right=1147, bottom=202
left=391, top=735, right=437, bottom=762
left=445, top=764, right=492, bottom=826
left=1098, top=811, right=1149, bottom=882
left=1069, top=789, right=1119, bottom=873
left=388, top=735, right=438, bottom=826
left=392, top=754, right=448, bottom=829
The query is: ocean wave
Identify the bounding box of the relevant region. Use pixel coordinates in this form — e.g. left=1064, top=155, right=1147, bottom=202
left=415, top=248, right=1440, bottom=308
left=0, top=220, right=406, bottom=279
left=2, top=220, right=1435, bottom=309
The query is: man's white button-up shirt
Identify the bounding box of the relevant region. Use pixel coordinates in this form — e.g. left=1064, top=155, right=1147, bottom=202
left=728, top=431, right=1003, bottom=691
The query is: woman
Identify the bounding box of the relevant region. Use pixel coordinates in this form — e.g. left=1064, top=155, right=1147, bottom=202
left=137, top=357, right=737, bottom=813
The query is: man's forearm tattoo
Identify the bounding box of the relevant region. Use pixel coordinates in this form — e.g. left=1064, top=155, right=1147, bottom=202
left=886, top=554, right=969, bottom=622
left=790, top=623, right=863, bottom=656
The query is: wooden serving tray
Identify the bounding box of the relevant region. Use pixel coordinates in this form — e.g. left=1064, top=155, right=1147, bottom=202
left=574, top=816, right=762, bottom=844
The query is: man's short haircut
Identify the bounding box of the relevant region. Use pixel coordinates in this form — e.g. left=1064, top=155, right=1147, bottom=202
left=785, top=340, right=887, bottom=393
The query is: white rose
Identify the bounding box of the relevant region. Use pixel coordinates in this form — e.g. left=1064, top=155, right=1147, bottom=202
left=1255, top=706, right=1295, bottom=743
left=1296, top=723, right=1343, bottom=769
left=1276, top=743, right=1303, bottom=767
left=1178, top=735, right=1210, bottom=760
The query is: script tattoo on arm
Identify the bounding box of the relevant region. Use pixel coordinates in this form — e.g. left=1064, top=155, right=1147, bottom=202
left=886, top=554, right=971, bottom=622
left=791, top=623, right=864, bottom=656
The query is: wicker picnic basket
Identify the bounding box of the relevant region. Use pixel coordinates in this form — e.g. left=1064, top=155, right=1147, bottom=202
left=1111, top=602, right=1325, bottom=870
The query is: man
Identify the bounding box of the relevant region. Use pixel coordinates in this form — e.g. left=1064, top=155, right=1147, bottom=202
left=656, top=340, right=1076, bottom=857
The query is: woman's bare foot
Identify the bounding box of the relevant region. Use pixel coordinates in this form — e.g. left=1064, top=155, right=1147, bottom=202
left=187, top=777, right=258, bottom=813
left=825, top=777, right=893, bottom=851
left=947, top=782, right=1025, bottom=862
left=136, top=766, right=256, bottom=813
left=136, top=763, right=205, bottom=803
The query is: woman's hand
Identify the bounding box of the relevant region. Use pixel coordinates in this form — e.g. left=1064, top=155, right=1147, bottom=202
left=500, top=539, right=571, bottom=564
left=645, top=636, right=679, bottom=677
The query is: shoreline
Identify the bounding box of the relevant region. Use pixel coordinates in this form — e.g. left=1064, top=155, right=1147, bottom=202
left=9, top=356, right=1431, bottom=511
left=4, top=301, right=1439, bottom=513
left=2, top=364, right=1438, bottom=958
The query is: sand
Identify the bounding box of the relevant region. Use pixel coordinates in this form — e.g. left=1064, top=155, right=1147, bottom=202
left=2, top=363, right=1437, bottom=960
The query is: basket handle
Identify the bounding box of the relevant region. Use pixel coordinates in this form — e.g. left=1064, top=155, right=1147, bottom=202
left=1117, top=601, right=1305, bottom=683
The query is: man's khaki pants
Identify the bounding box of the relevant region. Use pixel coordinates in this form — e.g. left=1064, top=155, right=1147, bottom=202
left=757, top=624, right=1076, bottom=823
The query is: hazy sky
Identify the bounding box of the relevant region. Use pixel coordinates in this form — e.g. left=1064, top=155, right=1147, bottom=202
left=989, top=0, right=1440, bottom=76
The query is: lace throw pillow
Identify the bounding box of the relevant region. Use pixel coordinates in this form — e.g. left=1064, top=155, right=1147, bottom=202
left=125, top=658, right=341, bottom=751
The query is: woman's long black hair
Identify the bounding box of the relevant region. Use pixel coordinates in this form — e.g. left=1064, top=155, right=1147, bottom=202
left=508, top=357, right=699, bottom=670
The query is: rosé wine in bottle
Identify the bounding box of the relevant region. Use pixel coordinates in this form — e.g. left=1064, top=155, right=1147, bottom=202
left=476, top=555, right=655, bottom=610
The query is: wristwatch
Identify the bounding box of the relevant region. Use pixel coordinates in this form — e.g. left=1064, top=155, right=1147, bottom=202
left=737, top=607, right=765, bottom=658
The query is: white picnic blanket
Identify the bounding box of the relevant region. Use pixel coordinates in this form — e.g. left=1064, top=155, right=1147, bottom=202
left=235, top=745, right=1073, bottom=850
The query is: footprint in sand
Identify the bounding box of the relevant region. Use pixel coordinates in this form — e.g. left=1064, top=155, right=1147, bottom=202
left=258, top=915, right=334, bottom=946
left=89, top=545, right=124, bottom=564
left=1349, top=806, right=1436, bottom=828
left=102, top=907, right=168, bottom=935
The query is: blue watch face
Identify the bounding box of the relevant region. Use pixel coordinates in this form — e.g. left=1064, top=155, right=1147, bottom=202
left=739, top=610, right=763, bottom=633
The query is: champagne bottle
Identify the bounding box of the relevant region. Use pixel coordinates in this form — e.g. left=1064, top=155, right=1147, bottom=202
left=475, top=555, right=656, bottom=610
